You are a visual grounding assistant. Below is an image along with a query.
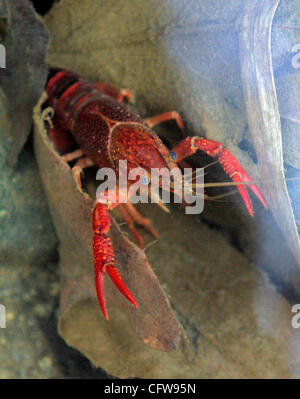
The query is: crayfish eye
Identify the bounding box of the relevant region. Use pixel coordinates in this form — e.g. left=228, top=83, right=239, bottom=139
left=169, top=151, right=177, bottom=161
left=140, top=175, right=150, bottom=185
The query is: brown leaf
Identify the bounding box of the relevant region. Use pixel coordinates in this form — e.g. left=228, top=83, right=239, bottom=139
left=33, top=95, right=183, bottom=352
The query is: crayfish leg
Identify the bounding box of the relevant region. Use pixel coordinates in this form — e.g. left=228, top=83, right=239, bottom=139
left=94, top=82, right=132, bottom=103
left=118, top=204, right=145, bottom=249
left=118, top=203, right=158, bottom=249
left=145, top=111, right=186, bottom=136
left=124, top=203, right=159, bottom=239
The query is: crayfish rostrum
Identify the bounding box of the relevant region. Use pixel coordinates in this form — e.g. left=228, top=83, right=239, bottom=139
left=44, top=68, right=267, bottom=319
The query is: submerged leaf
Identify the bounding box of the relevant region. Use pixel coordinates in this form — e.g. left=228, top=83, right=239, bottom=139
left=33, top=97, right=183, bottom=352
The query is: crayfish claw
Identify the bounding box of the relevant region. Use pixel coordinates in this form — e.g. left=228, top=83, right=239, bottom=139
left=247, top=181, right=268, bottom=211
left=94, top=262, right=138, bottom=320
left=217, top=148, right=268, bottom=216
left=93, top=203, right=138, bottom=319
left=107, top=266, right=138, bottom=308
left=95, top=269, right=109, bottom=320
left=171, top=137, right=268, bottom=215
left=230, top=172, right=254, bottom=216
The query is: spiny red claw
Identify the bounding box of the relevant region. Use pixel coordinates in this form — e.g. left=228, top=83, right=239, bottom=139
left=172, top=137, right=268, bottom=216
left=93, top=203, right=138, bottom=320
left=217, top=147, right=268, bottom=216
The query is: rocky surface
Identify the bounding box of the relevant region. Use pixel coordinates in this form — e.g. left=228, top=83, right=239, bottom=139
left=0, top=141, right=109, bottom=378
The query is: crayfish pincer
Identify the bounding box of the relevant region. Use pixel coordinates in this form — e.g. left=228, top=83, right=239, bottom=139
left=44, top=68, right=267, bottom=319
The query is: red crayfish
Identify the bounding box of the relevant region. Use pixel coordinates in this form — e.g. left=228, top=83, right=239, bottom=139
left=44, top=69, right=267, bottom=320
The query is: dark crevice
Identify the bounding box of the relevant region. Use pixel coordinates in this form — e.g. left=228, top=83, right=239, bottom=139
left=272, top=277, right=300, bottom=307
left=173, top=307, right=200, bottom=354
left=238, top=137, right=258, bottom=164
left=200, top=217, right=222, bottom=233
left=201, top=216, right=244, bottom=253
left=0, top=17, right=7, bottom=41
left=30, top=0, right=57, bottom=16
left=37, top=301, right=113, bottom=379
